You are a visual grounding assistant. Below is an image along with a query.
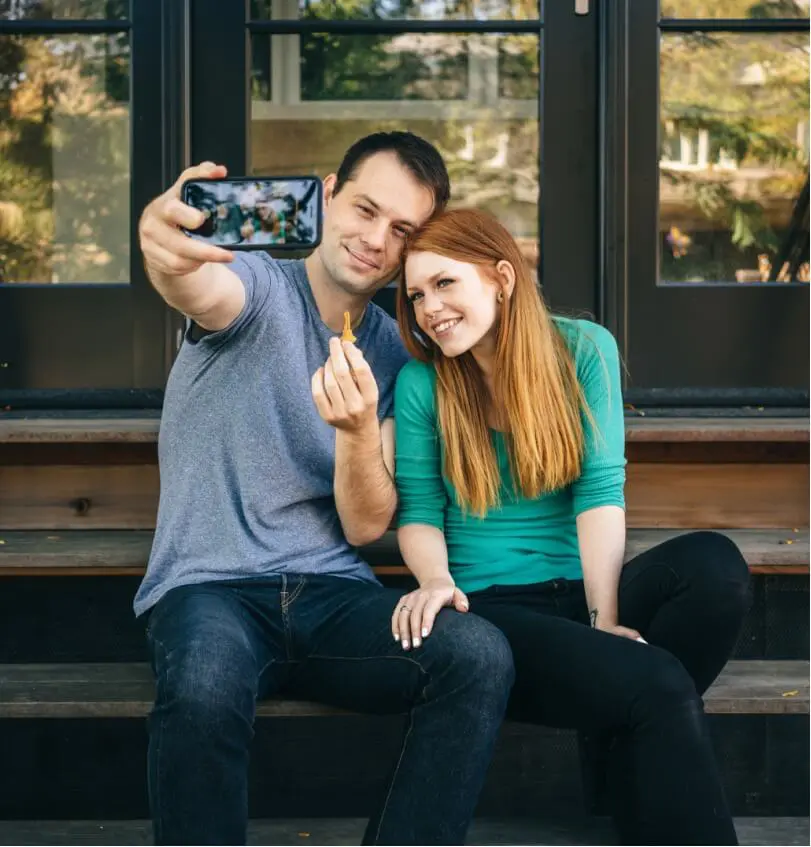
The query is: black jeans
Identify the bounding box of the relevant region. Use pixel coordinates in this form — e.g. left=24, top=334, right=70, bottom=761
left=144, top=574, right=514, bottom=845
left=467, top=530, right=751, bottom=846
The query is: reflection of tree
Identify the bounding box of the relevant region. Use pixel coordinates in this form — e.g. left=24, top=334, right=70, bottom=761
left=0, top=4, right=129, bottom=283
left=660, top=0, right=809, bottom=281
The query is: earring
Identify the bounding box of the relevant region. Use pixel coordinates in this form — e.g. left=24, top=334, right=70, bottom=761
left=497, top=291, right=504, bottom=304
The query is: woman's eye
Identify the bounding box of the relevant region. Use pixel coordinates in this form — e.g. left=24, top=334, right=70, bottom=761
left=409, top=292, right=423, bottom=303
left=436, top=278, right=453, bottom=289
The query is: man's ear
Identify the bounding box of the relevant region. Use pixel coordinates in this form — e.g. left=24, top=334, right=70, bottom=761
left=322, top=173, right=338, bottom=209
left=495, top=259, right=517, bottom=300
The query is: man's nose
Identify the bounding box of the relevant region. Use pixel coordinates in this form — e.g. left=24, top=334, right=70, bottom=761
left=360, top=219, right=388, bottom=251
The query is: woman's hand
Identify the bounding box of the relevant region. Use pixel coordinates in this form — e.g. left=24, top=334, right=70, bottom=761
left=595, top=622, right=646, bottom=643
left=392, top=578, right=470, bottom=650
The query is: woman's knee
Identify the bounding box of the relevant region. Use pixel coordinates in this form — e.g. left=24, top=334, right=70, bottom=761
left=633, top=650, right=700, bottom=719
left=673, top=531, right=751, bottom=605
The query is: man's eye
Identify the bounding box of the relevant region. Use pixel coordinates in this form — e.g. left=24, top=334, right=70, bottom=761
left=357, top=206, right=374, bottom=218
left=394, top=227, right=410, bottom=238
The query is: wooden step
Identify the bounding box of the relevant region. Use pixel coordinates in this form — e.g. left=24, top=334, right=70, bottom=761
left=0, top=411, right=806, bottom=444
left=0, top=528, right=806, bottom=576
left=0, top=816, right=806, bottom=846
left=0, top=660, right=806, bottom=719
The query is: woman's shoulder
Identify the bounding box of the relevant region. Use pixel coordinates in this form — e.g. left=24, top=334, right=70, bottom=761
left=395, top=357, right=437, bottom=393
left=552, top=316, right=619, bottom=363
left=394, top=358, right=437, bottom=414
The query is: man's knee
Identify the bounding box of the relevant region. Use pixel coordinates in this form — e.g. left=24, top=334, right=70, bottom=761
left=151, top=632, right=259, bottom=728
left=428, top=612, right=516, bottom=698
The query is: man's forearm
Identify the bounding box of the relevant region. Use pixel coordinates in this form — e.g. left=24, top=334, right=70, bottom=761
left=577, top=505, right=626, bottom=629
left=334, top=425, right=397, bottom=547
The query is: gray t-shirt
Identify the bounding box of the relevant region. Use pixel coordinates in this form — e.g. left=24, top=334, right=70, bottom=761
left=134, top=255, right=410, bottom=616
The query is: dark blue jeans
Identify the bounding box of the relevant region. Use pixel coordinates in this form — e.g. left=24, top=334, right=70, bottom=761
left=144, top=574, right=514, bottom=845
left=467, top=530, right=751, bottom=846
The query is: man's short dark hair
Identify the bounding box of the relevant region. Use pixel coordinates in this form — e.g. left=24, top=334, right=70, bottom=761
left=333, top=131, right=450, bottom=213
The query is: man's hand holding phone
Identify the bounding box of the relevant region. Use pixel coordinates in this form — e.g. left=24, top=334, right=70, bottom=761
left=139, top=162, right=236, bottom=280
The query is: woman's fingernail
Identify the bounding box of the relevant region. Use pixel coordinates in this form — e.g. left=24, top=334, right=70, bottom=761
left=402, top=640, right=409, bottom=650
left=393, top=633, right=399, bottom=641
left=636, top=636, right=648, bottom=644
left=421, top=627, right=429, bottom=638
left=413, top=637, right=421, bottom=648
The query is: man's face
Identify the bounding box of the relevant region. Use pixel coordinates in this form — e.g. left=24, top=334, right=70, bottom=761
left=317, top=151, right=436, bottom=296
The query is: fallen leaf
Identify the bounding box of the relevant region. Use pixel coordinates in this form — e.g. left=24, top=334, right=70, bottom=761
left=298, top=834, right=310, bottom=839
left=782, top=690, right=799, bottom=697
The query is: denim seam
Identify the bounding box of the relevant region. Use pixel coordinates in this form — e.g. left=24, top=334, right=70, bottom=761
left=308, top=653, right=429, bottom=675
left=282, top=577, right=307, bottom=609
left=149, top=634, right=169, bottom=845
left=373, top=709, right=417, bottom=844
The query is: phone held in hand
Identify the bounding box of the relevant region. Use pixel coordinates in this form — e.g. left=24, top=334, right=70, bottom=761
left=181, top=175, right=323, bottom=251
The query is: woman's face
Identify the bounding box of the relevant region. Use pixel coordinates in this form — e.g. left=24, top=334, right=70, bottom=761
left=404, top=251, right=501, bottom=359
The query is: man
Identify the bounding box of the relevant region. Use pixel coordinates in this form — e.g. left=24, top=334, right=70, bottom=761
left=136, top=132, right=514, bottom=846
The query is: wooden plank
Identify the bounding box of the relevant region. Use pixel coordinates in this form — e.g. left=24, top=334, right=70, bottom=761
left=0, top=529, right=806, bottom=575
left=0, top=417, right=160, bottom=444
left=702, top=660, right=810, bottom=715
left=1, top=414, right=805, bottom=445
left=0, top=817, right=807, bottom=846
left=1, top=462, right=806, bottom=532
left=624, top=417, right=808, bottom=443
left=625, top=463, right=809, bottom=530
left=0, top=466, right=159, bottom=530
left=0, top=660, right=804, bottom=718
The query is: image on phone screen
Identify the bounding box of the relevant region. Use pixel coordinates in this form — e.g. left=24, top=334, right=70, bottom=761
left=182, top=176, right=322, bottom=250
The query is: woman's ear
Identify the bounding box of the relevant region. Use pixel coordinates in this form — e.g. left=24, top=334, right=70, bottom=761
left=495, top=259, right=517, bottom=300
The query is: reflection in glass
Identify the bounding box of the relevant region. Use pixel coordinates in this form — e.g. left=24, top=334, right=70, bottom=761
left=250, top=0, right=540, bottom=21
left=250, top=32, right=540, bottom=268
left=0, top=0, right=129, bottom=20
left=301, top=32, right=468, bottom=100
left=660, top=32, right=809, bottom=283
left=0, top=33, right=130, bottom=283
left=661, top=0, right=809, bottom=19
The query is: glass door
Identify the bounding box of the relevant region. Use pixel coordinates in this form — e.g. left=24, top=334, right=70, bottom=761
left=621, top=1, right=809, bottom=401
left=0, top=0, right=171, bottom=407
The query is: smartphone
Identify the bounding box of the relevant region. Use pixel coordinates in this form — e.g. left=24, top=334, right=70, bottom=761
left=181, top=175, right=323, bottom=251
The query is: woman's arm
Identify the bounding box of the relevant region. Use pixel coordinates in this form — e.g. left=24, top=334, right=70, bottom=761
left=577, top=505, right=641, bottom=640
left=392, top=362, right=468, bottom=650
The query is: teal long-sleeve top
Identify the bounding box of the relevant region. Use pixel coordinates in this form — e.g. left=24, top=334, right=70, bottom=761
left=394, top=317, right=627, bottom=594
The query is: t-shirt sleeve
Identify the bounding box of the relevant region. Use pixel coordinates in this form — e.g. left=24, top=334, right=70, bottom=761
left=569, top=322, right=627, bottom=515
left=394, top=361, right=447, bottom=531
left=183, top=253, right=273, bottom=347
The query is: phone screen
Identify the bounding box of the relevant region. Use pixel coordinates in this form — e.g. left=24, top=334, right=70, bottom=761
left=181, top=176, right=322, bottom=250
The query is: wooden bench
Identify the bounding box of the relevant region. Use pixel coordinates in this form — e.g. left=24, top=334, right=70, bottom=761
left=0, top=527, right=806, bottom=577
left=0, top=660, right=806, bottom=719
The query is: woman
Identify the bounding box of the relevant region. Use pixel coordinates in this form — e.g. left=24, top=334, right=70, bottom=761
left=391, top=208, right=749, bottom=845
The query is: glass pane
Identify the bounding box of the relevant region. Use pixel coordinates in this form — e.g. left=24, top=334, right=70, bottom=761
left=659, top=32, right=810, bottom=284
left=301, top=33, right=469, bottom=100
left=0, top=33, right=130, bottom=283
left=250, top=33, right=540, bottom=268
left=0, top=0, right=129, bottom=20
left=661, top=0, right=809, bottom=19
left=250, top=0, right=541, bottom=22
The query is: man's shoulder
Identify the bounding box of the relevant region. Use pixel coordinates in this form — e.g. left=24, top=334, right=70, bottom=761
left=364, top=304, right=410, bottom=366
